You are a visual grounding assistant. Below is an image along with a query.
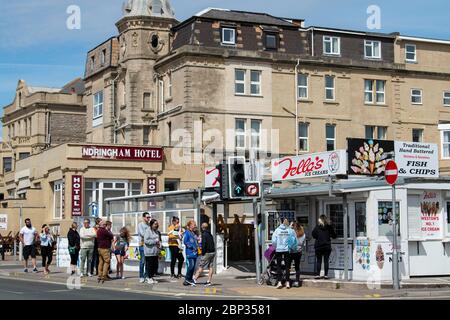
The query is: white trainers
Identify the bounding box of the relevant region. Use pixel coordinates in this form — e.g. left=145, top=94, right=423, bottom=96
left=286, top=282, right=291, bottom=289
left=88, top=273, right=93, bottom=277
left=146, top=278, right=158, bottom=284
left=139, top=278, right=145, bottom=283
left=276, top=281, right=283, bottom=289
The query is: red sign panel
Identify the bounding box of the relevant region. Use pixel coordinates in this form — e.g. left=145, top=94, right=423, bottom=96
left=81, top=145, right=163, bottom=162
left=72, top=175, right=83, bottom=217
left=385, top=160, right=398, bottom=185
left=245, top=182, right=260, bottom=197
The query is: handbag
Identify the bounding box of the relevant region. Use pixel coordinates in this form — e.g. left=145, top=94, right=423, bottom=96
left=68, top=246, right=77, bottom=255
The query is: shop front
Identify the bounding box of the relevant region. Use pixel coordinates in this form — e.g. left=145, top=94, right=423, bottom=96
left=265, top=178, right=450, bottom=281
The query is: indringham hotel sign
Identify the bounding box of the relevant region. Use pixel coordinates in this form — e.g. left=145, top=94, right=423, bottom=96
left=81, top=145, right=164, bottom=162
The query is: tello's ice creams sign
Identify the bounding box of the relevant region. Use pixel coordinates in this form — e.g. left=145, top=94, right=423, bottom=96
left=271, top=150, right=347, bottom=182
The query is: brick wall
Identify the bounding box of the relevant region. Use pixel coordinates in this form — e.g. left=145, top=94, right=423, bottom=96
left=49, top=113, right=86, bottom=145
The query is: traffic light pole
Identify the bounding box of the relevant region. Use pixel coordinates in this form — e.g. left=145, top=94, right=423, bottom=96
left=253, top=198, right=261, bottom=284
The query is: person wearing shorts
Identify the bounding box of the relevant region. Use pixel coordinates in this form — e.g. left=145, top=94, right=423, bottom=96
left=193, top=222, right=216, bottom=287
left=113, top=227, right=130, bottom=279
left=20, top=218, right=38, bottom=273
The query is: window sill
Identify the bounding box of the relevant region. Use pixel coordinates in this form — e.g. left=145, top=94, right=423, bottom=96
left=406, top=60, right=418, bottom=64
left=323, top=53, right=341, bottom=57
left=364, top=57, right=382, bottom=61
left=411, top=103, right=423, bottom=106
left=323, top=101, right=339, bottom=105
left=234, top=94, right=264, bottom=98
left=298, top=99, right=313, bottom=103
left=221, top=43, right=237, bottom=47
left=365, top=103, right=388, bottom=107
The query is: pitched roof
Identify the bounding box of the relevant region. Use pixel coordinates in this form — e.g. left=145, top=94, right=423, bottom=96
left=60, top=78, right=85, bottom=95
left=195, top=8, right=297, bottom=27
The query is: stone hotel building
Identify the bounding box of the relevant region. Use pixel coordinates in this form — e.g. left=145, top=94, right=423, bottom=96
left=1, top=0, right=450, bottom=235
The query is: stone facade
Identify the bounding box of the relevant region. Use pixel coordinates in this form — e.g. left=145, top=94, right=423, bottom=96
left=1, top=4, right=450, bottom=235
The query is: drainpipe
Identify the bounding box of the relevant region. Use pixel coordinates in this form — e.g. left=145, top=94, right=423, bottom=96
left=311, top=27, right=315, bottom=57
left=112, top=73, right=120, bottom=144
left=295, top=59, right=300, bottom=155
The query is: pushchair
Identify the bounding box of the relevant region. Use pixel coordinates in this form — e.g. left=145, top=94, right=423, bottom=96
left=260, top=244, right=287, bottom=286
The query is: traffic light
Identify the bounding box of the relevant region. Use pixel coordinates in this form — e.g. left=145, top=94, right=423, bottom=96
left=228, top=156, right=246, bottom=199
left=217, top=162, right=229, bottom=200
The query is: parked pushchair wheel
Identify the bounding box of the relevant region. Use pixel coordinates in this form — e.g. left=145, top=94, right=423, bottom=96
left=269, top=277, right=278, bottom=286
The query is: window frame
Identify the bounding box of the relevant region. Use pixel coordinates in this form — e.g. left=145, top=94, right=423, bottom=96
left=90, top=56, right=95, bottom=72
left=325, top=124, right=336, bottom=151
left=159, top=80, right=165, bottom=113
left=377, top=126, right=387, bottom=140
left=250, top=119, right=262, bottom=150
left=235, top=118, right=247, bottom=150
left=297, top=74, right=308, bottom=99
left=378, top=201, right=400, bottom=237
left=412, top=128, right=424, bottom=143
left=411, top=88, right=423, bottom=105
left=235, top=69, right=246, bottom=95
left=365, top=125, right=375, bottom=139
left=53, top=180, right=64, bottom=220
left=443, top=91, right=450, bottom=107
left=365, top=79, right=386, bottom=105
left=364, top=40, right=382, bottom=59
left=364, top=80, right=374, bottom=103
left=221, top=27, right=236, bottom=45
left=405, top=44, right=417, bottom=63
left=101, top=49, right=106, bottom=65
left=93, top=91, right=104, bottom=126
left=3, top=157, right=12, bottom=173
left=324, top=75, right=335, bottom=101
left=298, top=122, right=309, bottom=152
left=439, top=125, right=450, bottom=160
left=250, top=70, right=262, bottom=96
left=264, top=33, right=278, bottom=51
left=355, top=202, right=367, bottom=237
left=323, top=36, right=341, bottom=55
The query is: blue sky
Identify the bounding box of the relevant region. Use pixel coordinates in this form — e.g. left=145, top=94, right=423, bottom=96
left=1, top=0, right=449, bottom=121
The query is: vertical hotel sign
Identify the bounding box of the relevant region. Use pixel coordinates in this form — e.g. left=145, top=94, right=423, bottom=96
left=147, top=177, right=157, bottom=209
left=72, top=175, right=83, bottom=217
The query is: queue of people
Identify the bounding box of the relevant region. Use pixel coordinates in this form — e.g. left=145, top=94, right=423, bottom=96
left=18, top=212, right=332, bottom=289
left=271, top=215, right=336, bottom=289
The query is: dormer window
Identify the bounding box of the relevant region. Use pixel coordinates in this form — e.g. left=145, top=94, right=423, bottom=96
left=264, top=33, right=278, bottom=51
left=323, top=36, right=340, bottom=55
left=90, top=56, right=95, bottom=72
left=101, top=49, right=106, bottom=65
left=364, top=40, right=381, bottom=59
left=221, top=28, right=236, bottom=45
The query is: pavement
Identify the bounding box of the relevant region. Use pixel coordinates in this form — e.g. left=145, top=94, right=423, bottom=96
left=1, top=257, right=450, bottom=300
